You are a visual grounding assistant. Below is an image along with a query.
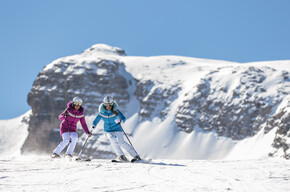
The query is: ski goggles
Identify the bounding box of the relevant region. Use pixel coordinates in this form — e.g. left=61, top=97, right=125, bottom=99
left=104, top=103, right=114, bottom=107
left=73, top=102, right=82, bottom=106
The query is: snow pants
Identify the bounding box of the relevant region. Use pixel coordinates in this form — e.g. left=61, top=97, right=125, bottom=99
left=106, top=131, right=137, bottom=157
left=53, top=132, right=78, bottom=155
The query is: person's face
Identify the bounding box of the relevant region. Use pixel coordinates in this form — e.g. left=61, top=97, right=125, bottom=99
left=106, top=105, right=112, bottom=110
left=74, top=105, right=81, bottom=110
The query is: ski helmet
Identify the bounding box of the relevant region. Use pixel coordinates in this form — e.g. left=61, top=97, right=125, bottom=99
left=103, top=96, right=114, bottom=107
left=72, top=97, right=83, bottom=106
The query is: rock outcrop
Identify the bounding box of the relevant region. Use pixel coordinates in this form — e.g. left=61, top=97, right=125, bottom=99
left=21, top=45, right=131, bottom=155
left=21, top=44, right=290, bottom=159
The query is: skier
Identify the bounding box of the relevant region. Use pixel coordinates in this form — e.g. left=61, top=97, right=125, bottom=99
left=91, top=96, right=141, bottom=162
left=51, top=97, right=92, bottom=158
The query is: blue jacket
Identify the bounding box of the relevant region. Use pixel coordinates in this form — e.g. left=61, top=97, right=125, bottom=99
left=92, top=101, right=126, bottom=132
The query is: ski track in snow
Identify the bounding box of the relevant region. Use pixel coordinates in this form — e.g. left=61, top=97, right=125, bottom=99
left=0, top=156, right=289, bottom=192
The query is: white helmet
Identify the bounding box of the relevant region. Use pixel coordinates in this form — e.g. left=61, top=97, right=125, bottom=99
left=103, top=96, right=114, bottom=107
left=73, top=97, right=83, bottom=106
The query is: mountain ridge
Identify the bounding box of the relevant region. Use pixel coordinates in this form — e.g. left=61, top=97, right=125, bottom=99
left=4, top=43, right=289, bottom=159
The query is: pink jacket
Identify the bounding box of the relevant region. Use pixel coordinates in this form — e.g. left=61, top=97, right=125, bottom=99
left=59, top=101, right=89, bottom=136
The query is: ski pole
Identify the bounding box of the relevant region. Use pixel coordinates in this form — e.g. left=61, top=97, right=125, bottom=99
left=118, top=122, right=139, bottom=156
left=76, top=135, right=90, bottom=160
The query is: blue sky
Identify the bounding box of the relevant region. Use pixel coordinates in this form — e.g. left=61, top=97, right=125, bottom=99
left=0, top=0, right=290, bottom=119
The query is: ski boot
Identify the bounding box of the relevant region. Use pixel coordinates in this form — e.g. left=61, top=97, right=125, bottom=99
left=119, top=155, right=129, bottom=162
left=131, top=155, right=142, bottom=163
left=65, top=154, right=73, bottom=160
left=51, top=153, right=60, bottom=158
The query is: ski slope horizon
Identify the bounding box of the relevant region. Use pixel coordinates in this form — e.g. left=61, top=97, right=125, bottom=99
left=1, top=44, right=289, bottom=161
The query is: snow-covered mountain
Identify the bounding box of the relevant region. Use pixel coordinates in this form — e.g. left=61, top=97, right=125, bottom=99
left=1, top=44, right=289, bottom=160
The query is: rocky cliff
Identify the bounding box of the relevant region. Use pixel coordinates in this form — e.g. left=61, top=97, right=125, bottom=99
left=21, top=44, right=290, bottom=159
left=21, top=44, right=132, bottom=157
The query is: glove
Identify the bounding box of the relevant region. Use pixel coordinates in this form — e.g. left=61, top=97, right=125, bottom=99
left=87, top=131, right=92, bottom=137
left=114, top=118, right=121, bottom=124
left=91, top=125, right=95, bottom=129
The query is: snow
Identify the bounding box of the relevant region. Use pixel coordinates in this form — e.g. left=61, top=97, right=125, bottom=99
left=225, top=127, right=278, bottom=160
left=0, top=111, right=30, bottom=157
left=82, top=44, right=126, bottom=56
left=0, top=156, right=289, bottom=192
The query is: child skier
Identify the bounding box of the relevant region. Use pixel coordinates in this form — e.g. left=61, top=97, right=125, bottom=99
left=91, top=96, right=141, bottom=162
left=51, top=97, right=92, bottom=158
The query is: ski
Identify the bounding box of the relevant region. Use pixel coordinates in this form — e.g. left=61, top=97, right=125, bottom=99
left=111, top=158, right=151, bottom=163
left=76, top=157, right=91, bottom=162
left=131, top=158, right=152, bottom=164
left=51, top=153, right=61, bottom=159
left=130, top=155, right=143, bottom=163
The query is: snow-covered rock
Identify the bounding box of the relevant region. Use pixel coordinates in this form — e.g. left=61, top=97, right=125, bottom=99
left=82, top=43, right=126, bottom=56
left=22, top=44, right=132, bottom=156
left=18, top=44, right=290, bottom=159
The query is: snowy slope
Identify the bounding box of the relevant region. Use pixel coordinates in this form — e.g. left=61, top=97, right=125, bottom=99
left=0, top=156, right=289, bottom=192
left=0, top=111, right=30, bottom=157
